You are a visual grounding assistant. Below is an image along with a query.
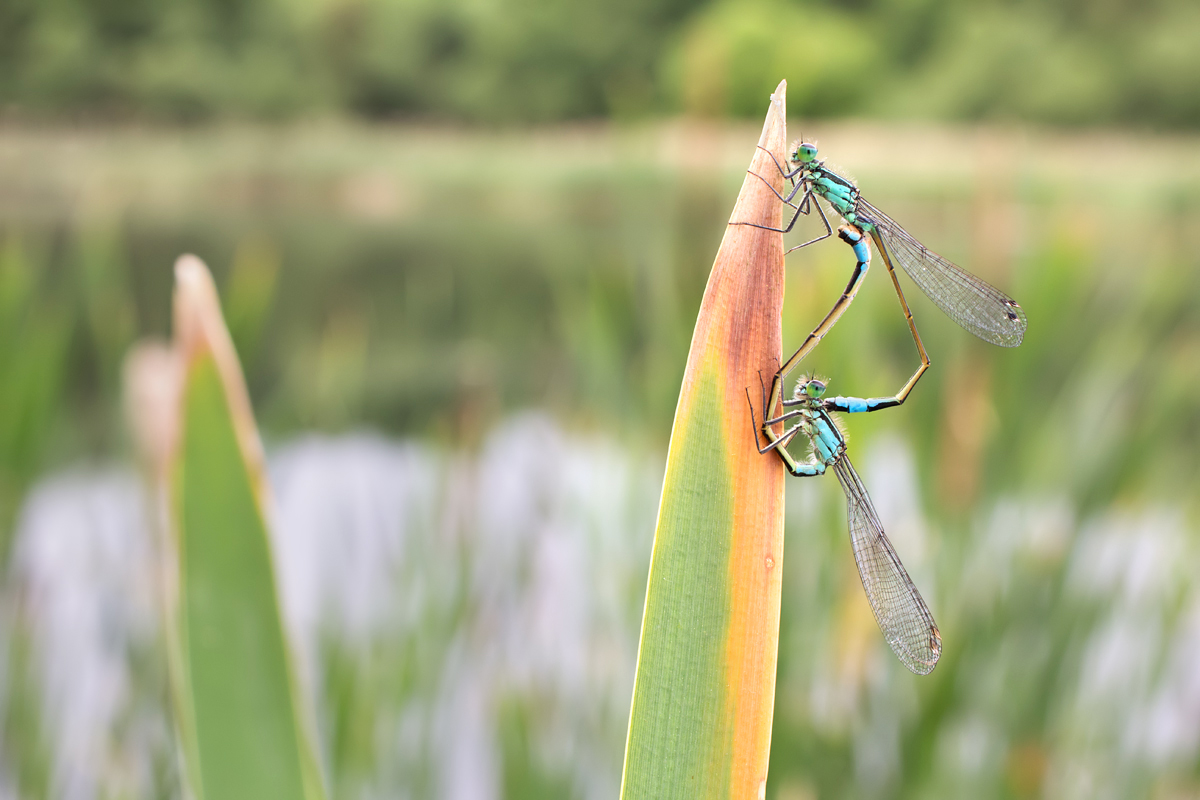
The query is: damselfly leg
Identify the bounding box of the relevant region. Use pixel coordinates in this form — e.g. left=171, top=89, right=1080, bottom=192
left=731, top=147, right=834, bottom=247
left=745, top=384, right=822, bottom=477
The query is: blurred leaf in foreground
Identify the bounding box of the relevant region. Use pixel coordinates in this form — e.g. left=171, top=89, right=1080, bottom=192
left=125, top=256, right=326, bottom=800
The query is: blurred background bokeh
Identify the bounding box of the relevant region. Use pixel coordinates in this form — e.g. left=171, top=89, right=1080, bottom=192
left=4, top=0, right=1200, bottom=797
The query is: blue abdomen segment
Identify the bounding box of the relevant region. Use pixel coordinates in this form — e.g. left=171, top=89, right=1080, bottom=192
left=851, top=239, right=869, bottom=263
left=830, top=395, right=867, bottom=413
left=838, top=227, right=870, bottom=264
left=829, top=395, right=883, bottom=414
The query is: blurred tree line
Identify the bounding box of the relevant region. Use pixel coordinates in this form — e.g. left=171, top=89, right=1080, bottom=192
left=2, top=0, right=1200, bottom=125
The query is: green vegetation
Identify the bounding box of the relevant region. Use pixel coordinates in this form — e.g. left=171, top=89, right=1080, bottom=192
left=4, top=4, right=1200, bottom=794
left=0, top=235, right=108, bottom=556
left=176, top=354, right=325, bottom=800
left=4, top=0, right=1200, bottom=127
left=4, top=121, right=1200, bottom=797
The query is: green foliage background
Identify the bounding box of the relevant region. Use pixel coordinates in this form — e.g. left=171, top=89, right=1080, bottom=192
left=5, top=0, right=1200, bottom=127
left=4, top=1, right=1200, bottom=796
left=6, top=121, right=1200, bottom=798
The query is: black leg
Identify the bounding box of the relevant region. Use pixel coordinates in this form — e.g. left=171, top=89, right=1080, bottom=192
left=783, top=195, right=833, bottom=253
left=734, top=181, right=806, bottom=234
left=746, top=387, right=803, bottom=456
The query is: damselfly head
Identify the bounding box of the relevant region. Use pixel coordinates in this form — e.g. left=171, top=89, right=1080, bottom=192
left=790, top=140, right=818, bottom=165
left=791, top=374, right=828, bottom=402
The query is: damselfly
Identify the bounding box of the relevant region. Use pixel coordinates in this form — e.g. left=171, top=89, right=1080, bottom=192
left=757, top=223, right=930, bottom=442
left=748, top=373, right=941, bottom=674
left=737, top=140, right=1026, bottom=428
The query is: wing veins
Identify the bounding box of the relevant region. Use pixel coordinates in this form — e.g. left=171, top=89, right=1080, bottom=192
left=856, top=197, right=1027, bottom=347
left=833, top=457, right=941, bottom=674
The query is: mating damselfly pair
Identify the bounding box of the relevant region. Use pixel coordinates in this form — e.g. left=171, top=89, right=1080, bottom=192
left=738, top=140, right=1027, bottom=675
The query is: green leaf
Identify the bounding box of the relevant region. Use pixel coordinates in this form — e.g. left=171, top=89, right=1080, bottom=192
left=175, top=355, right=317, bottom=800
left=133, top=256, right=327, bottom=800
left=621, top=83, right=789, bottom=800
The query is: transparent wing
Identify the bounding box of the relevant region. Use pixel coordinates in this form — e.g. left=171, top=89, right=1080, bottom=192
left=833, top=457, right=941, bottom=674
left=856, top=197, right=1026, bottom=347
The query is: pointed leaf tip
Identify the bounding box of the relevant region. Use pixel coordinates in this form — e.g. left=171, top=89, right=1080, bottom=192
left=171, top=254, right=269, bottom=510
left=758, top=81, right=787, bottom=152
left=174, top=254, right=224, bottom=361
